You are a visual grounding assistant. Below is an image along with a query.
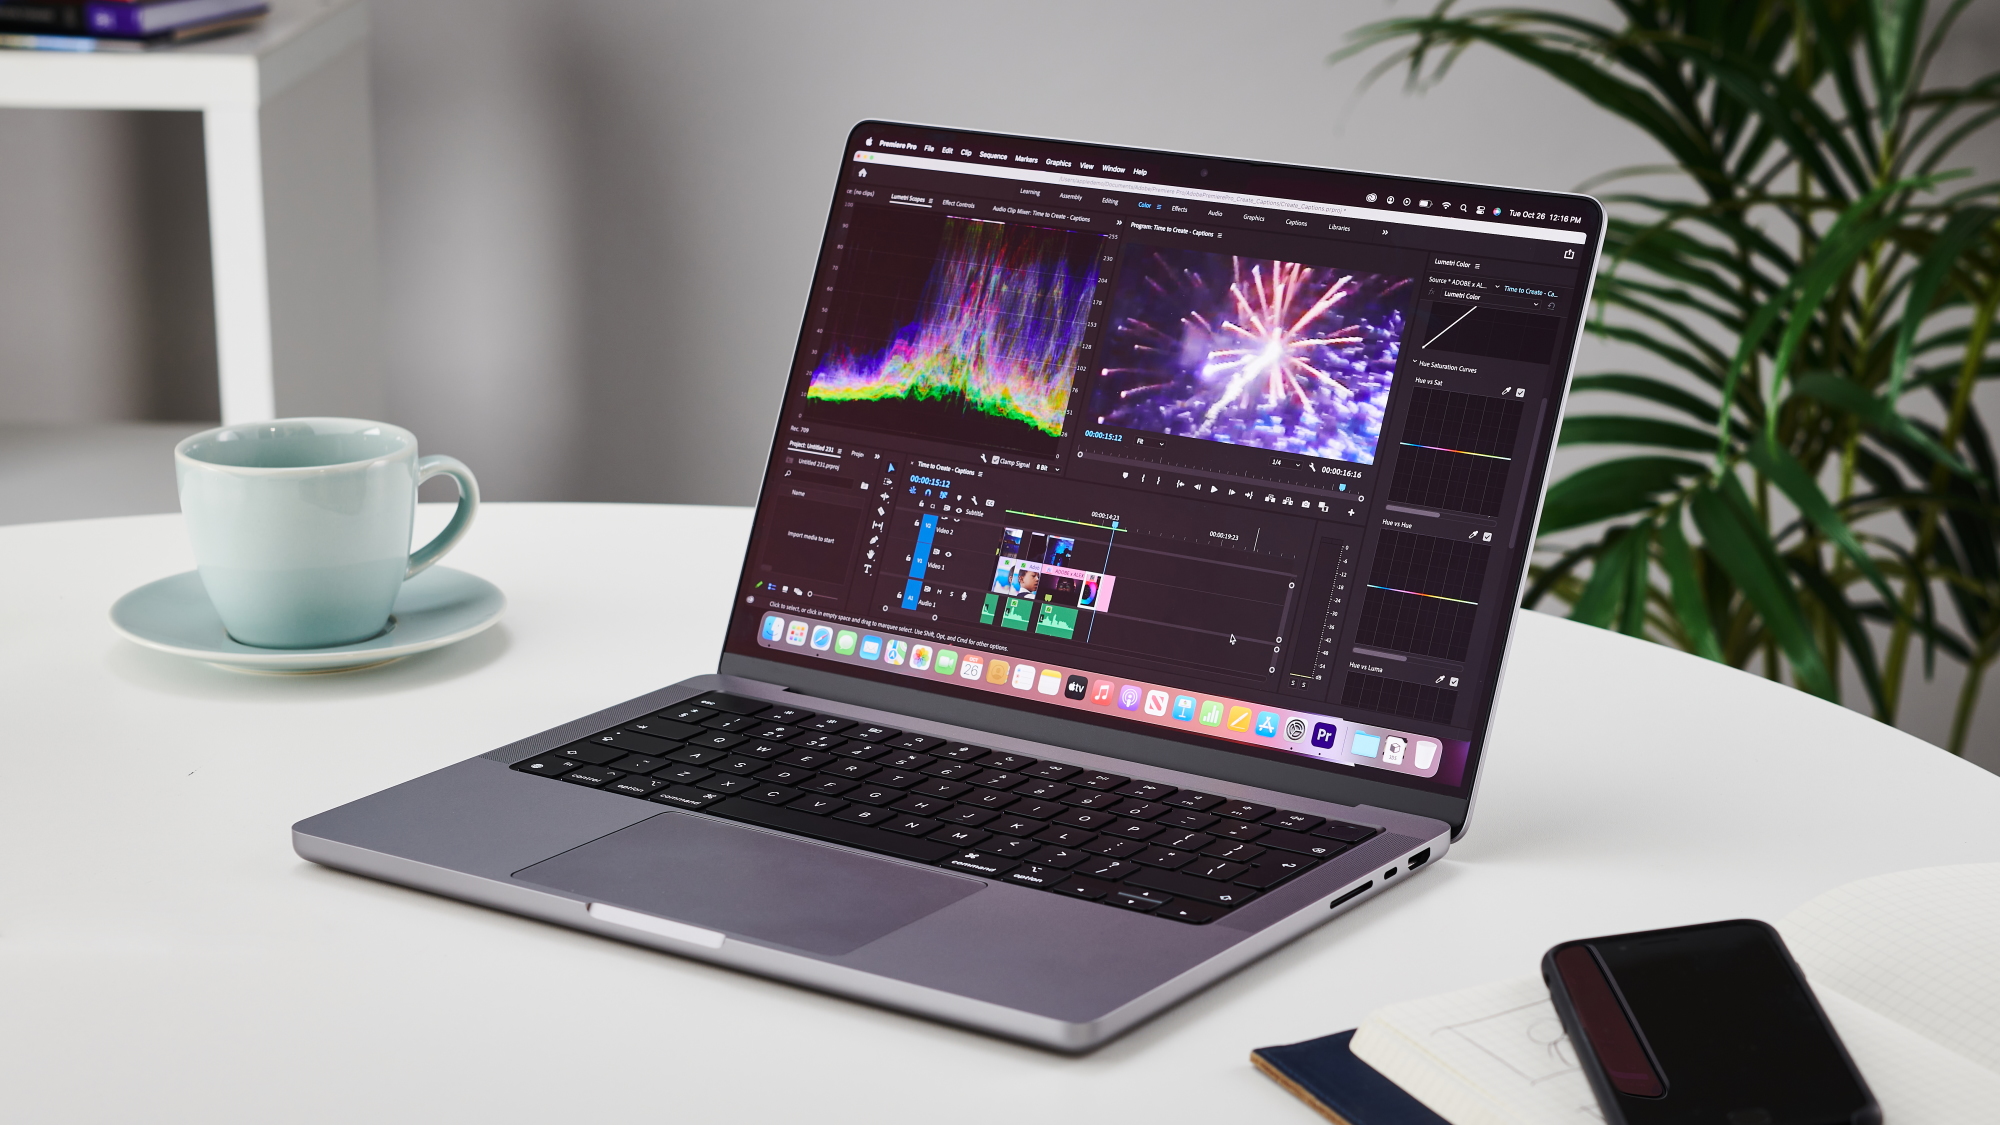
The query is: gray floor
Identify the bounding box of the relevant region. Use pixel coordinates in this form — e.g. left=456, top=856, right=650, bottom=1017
left=0, top=421, right=207, bottom=525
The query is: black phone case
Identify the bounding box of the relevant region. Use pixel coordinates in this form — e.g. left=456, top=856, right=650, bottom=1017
left=1541, top=920, right=1879, bottom=1125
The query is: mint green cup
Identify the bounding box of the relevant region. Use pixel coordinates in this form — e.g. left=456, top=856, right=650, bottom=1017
left=174, top=418, right=479, bottom=649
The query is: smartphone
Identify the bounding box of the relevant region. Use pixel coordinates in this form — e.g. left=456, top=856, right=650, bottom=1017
left=1542, top=920, right=1878, bottom=1125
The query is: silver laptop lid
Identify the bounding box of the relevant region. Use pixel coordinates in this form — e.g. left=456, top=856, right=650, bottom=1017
left=721, top=122, right=1603, bottom=837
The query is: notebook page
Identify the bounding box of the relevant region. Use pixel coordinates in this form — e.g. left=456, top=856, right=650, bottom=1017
left=1814, top=984, right=2000, bottom=1122
left=1349, top=977, right=1602, bottom=1125
left=1779, top=863, right=2000, bottom=1074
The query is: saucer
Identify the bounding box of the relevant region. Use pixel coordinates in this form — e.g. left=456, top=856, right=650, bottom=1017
left=110, top=566, right=505, bottom=674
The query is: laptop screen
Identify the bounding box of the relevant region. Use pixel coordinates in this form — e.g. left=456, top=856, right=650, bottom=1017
left=723, top=122, right=1600, bottom=803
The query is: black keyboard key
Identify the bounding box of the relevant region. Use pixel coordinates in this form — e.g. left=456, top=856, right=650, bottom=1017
left=746, top=723, right=805, bottom=741
left=848, top=724, right=901, bottom=743
left=1125, top=868, right=1259, bottom=907
left=886, top=733, right=943, bottom=752
left=1157, top=901, right=1226, bottom=924
left=1065, top=790, right=1121, bottom=810
left=688, top=691, right=768, bottom=715
left=1156, top=810, right=1219, bottom=831
left=1115, top=781, right=1177, bottom=801
left=970, top=770, right=1028, bottom=790
left=1215, top=820, right=1269, bottom=841
left=881, top=814, right=942, bottom=837
left=631, top=717, right=704, bottom=740
left=703, top=714, right=762, bottom=733
left=959, top=788, right=1020, bottom=811
left=652, top=785, right=726, bottom=809
left=1009, top=799, right=1067, bottom=819
left=1022, top=762, right=1080, bottom=780
left=786, top=794, right=847, bottom=816
left=1312, top=821, right=1381, bottom=843
left=833, top=805, right=896, bottom=826
left=561, top=765, right=623, bottom=787
left=943, top=851, right=1017, bottom=877
left=711, top=756, right=765, bottom=775
left=932, top=742, right=989, bottom=761
left=696, top=774, right=758, bottom=794
left=1183, top=858, right=1248, bottom=881
left=878, top=750, right=935, bottom=771
left=1051, top=875, right=1119, bottom=901
left=1134, top=846, right=1197, bottom=870
left=800, top=716, right=855, bottom=734
left=1077, top=856, right=1137, bottom=881
left=1108, top=799, right=1167, bottom=820
left=988, top=816, right=1046, bottom=837
left=939, top=806, right=998, bottom=826
left=1109, top=888, right=1171, bottom=912
left=742, top=783, right=802, bottom=805
left=778, top=749, right=837, bottom=770
left=732, top=741, right=790, bottom=760
left=870, top=769, right=925, bottom=788
left=1234, top=856, right=1318, bottom=888
left=687, top=731, right=748, bottom=751
left=1104, top=819, right=1163, bottom=841
left=1201, top=839, right=1267, bottom=863
left=1214, top=800, right=1275, bottom=821
left=921, top=760, right=983, bottom=781
left=890, top=795, right=952, bottom=817
left=758, top=706, right=815, bottom=725
left=666, top=745, right=730, bottom=766
left=609, top=753, right=673, bottom=775
left=978, top=752, right=1036, bottom=772
left=928, top=826, right=989, bottom=848
left=1266, top=812, right=1325, bottom=833
left=712, top=797, right=954, bottom=862
left=1005, top=864, right=1069, bottom=888
left=1084, top=837, right=1146, bottom=858
left=1258, top=829, right=1349, bottom=859
left=1034, top=825, right=1097, bottom=847
left=755, top=764, right=816, bottom=786
left=845, top=786, right=900, bottom=806
left=911, top=779, right=970, bottom=800
left=551, top=743, right=619, bottom=764
left=985, top=836, right=1038, bottom=858
left=1072, top=772, right=1129, bottom=791
left=801, top=776, right=858, bottom=796
left=1154, top=830, right=1214, bottom=852
left=823, top=760, right=878, bottom=781
left=1027, top=846, right=1088, bottom=868
left=1055, top=808, right=1116, bottom=830
left=791, top=733, right=848, bottom=752
left=827, top=741, right=885, bottom=760
left=590, top=731, right=675, bottom=756
left=1163, top=790, right=1223, bottom=811
left=656, top=763, right=714, bottom=785
left=658, top=704, right=715, bottom=724
left=605, top=775, right=667, bottom=797
left=512, top=753, right=581, bottom=777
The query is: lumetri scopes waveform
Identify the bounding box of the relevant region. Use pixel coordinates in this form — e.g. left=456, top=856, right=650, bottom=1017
left=806, top=215, right=1100, bottom=448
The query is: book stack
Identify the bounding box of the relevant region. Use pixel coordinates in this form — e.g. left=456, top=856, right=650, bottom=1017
left=1255, top=863, right=2000, bottom=1125
left=0, top=0, right=267, bottom=51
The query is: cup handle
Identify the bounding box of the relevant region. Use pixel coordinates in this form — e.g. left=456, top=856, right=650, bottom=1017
left=407, top=455, right=480, bottom=579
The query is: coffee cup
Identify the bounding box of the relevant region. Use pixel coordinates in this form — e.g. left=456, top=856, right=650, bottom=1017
left=174, top=418, right=479, bottom=649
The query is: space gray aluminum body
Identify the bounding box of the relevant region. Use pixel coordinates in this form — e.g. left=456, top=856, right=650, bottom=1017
left=294, top=674, right=1449, bottom=1050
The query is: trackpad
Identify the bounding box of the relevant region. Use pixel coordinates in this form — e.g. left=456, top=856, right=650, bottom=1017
left=513, top=811, right=982, bottom=956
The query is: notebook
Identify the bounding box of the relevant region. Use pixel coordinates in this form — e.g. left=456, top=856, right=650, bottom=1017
left=1258, top=864, right=2000, bottom=1124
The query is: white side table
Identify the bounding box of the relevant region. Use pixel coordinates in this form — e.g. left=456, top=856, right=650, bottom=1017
left=0, top=0, right=381, bottom=423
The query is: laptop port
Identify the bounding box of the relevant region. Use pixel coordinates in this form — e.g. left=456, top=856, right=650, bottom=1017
left=1328, top=882, right=1372, bottom=909
left=1409, top=847, right=1431, bottom=869
left=1384, top=867, right=1398, bottom=880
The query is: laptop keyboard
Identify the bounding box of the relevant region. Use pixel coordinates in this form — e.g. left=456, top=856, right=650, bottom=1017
left=510, top=690, right=1381, bottom=925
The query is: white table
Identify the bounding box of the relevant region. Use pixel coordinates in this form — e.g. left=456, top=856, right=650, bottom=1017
left=5, top=503, right=1997, bottom=1123
left=0, top=0, right=380, bottom=423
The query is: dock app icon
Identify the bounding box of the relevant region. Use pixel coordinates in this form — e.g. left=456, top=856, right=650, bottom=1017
left=909, top=644, right=933, bottom=670
left=785, top=620, right=810, bottom=646
left=809, top=624, right=834, bottom=650
left=761, top=614, right=785, bottom=642
left=1311, top=722, right=1338, bottom=749
left=1172, top=695, right=1197, bottom=721
left=885, top=638, right=908, bottom=665
left=1118, top=685, right=1143, bottom=711
left=859, top=635, right=883, bottom=660
left=1143, top=690, right=1170, bottom=716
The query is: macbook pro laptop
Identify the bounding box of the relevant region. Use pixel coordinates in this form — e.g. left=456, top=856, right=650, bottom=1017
left=295, top=122, right=1604, bottom=1051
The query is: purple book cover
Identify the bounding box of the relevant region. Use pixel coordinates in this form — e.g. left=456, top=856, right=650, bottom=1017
left=82, top=0, right=266, bottom=37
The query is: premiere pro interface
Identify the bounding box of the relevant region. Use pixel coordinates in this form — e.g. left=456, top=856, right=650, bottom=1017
left=727, top=124, right=1597, bottom=799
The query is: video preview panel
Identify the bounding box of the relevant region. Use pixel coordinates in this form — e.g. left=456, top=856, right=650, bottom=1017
left=1086, top=246, right=1412, bottom=464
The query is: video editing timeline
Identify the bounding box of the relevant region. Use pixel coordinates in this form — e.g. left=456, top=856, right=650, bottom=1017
left=732, top=125, right=1594, bottom=797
